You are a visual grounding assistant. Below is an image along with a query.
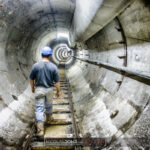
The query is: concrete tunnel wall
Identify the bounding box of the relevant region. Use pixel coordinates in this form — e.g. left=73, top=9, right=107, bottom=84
left=67, top=0, right=150, bottom=148
left=0, top=0, right=149, bottom=149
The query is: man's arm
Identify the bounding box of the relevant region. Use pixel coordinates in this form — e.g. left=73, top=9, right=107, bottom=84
left=30, top=79, right=35, bottom=93
left=55, top=82, right=61, bottom=98
left=29, top=64, right=36, bottom=93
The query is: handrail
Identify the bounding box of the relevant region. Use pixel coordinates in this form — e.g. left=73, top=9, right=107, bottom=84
left=74, top=56, right=150, bottom=81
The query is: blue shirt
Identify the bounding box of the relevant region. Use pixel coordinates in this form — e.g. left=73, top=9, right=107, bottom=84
left=29, top=61, right=59, bottom=88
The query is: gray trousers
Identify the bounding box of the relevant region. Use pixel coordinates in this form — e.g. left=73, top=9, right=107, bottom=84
left=34, top=87, right=53, bottom=122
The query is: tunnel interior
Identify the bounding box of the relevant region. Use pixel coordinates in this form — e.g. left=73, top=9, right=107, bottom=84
left=0, top=0, right=150, bottom=149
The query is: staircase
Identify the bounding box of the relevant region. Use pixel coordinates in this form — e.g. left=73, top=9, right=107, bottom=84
left=23, top=69, right=81, bottom=150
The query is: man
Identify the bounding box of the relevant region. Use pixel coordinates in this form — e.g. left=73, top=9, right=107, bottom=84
left=29, top=46, right=61, bottom=137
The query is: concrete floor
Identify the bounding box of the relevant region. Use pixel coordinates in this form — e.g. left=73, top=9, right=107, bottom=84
left=0, top=0, right=150, bottom=149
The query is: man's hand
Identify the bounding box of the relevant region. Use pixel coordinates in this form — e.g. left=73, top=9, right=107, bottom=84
left=30, top=80, right=35, bottom=93
left=56, top=91, right=61, bottom=98
left=55, top=82, right=61, bottom=98
left=32, top=88, right=35, bottom=93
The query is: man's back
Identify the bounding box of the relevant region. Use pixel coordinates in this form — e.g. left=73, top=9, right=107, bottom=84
left=29, top=61, right=59, bottom=88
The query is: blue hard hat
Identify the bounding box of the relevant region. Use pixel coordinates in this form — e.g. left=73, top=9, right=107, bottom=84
left=41, top=46, right=52, bottom=55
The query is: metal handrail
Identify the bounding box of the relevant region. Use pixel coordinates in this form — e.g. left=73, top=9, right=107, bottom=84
left=74, top=56, right=150, bottom=81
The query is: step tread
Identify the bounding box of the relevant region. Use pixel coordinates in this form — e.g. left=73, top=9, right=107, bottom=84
left=53, top=105, right=70, bottom=109
left=44, top=125, right=73, bottom=138
left=53, top=100, right=69, bottom=105
left=45, top=119, right=72, bottom=125
left=53, top=110, right=71, bottom=113
left=45, top=114, right=72, bottom=125
left=53, top=97, right=69, bottom=100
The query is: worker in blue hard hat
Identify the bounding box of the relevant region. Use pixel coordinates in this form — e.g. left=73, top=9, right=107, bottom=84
left=29, top=46, right=61, bottom=137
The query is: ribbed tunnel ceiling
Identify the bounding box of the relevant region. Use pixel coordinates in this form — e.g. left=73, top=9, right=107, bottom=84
left=2, top=0, right=75, bottom=29
left=0, top=0, right=150, bottom=149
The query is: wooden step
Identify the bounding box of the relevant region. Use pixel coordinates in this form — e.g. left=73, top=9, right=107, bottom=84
left=60, top=85, right=68, bottom=87
left=53, top=88, right=68, bottom=91
left=44, top=125, right=73, bottom=138
left=53, top=96, right=69, bottom=99
left=60, top=83, right=68, bottom=85
left=53, top=98, right=68, bottom=100
left=53, top=90, right=68, bottom=94
left=53, top=105, right=71, bottom=113
left=53, top=100, right=69, bottom=105
left=45, top=114, right=72, bottom=125
left=45, top=119, right=72, bottom=125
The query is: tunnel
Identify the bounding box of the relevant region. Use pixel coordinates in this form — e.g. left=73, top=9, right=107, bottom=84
left=0, top=0, right=150, bottom=149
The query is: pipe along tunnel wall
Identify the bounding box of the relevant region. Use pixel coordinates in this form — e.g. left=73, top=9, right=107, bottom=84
left=0, top=0, right=150, bottom=149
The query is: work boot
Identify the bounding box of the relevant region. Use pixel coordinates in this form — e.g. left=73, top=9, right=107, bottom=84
left=36, top=122, right=44, bottom=137
left=45, top=114, right=54, bottom=124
